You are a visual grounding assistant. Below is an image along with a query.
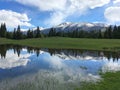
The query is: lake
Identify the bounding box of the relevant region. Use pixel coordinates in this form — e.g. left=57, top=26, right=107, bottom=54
left=0, top=44, right=120, bottom=90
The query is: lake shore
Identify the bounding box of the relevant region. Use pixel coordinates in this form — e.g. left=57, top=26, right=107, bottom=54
left=0, top=37, right=120, bottom=52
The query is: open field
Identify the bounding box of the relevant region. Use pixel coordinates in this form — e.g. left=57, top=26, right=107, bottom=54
left=0, top=37, right=120, bottom=51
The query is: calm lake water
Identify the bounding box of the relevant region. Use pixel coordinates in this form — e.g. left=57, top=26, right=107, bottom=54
left=0, top=44, right=120, bottom=90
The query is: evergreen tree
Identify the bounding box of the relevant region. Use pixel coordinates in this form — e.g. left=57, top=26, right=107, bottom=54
left=104, top=28, right=109, bottom=38
left=117, top=26, right=120, bottom=38
left=113, top=25, right=118, bottom=39
left=6, top=31, right=13, bottom=39
left=98, top=30, right=102, bottom=38
left=0, top=23, right=7, bottom=37
left=27, top=29, right=31, bottom=38
left=13, top=28, right=16, bottom=39
left=27, top=29, right=34, bottom=38
left=35, top=26, right=41, bottom=38
left=108, top=25, right=112, bottom=39
left=3, top=23, right=7, bottom=37
left=0, top=24, right=1, bottom=37
left=49, top=28, right=54, bottom=37
left=16, top=25, right=22, bottom=39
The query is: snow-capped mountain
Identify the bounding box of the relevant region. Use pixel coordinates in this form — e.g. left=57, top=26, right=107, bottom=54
left=22, top=22, right=108, bottom=34
left=41, top=22, right=108, bottom=34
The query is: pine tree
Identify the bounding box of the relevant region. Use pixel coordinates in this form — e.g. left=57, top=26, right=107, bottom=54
left=108, top=25, right=112, bottom=39
left=104, top=28, right=109, bottom=38
left=27, top=29, right=31, bottom=38
left=117, top=26, right=120, bottom=38
left=35, top=26, right=41, bottom=38
left=3, top=23, right=7, bottom=37
left=0, top=23, right=7, bottom=37
left=113, top=25, right=118, bottom=39
left=98, top=30, right=102, bottom=38
left=13, top=28, right=16, bottom=39
left=49, top=28, right=54, bottom=37
left=0, top=24, right=1, bottom=37
left=16, top=25, right=22, bottom=39
left=27, top=29, right=34, bottom=38
left=6, top=31, right=13, bottom=39
left=0, top=23, right=4, bottom=37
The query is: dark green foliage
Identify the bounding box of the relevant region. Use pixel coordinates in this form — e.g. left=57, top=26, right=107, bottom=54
left=13, top=28, right=17, bottom=39
left=27, top=29, right=34, bottom=38
left=117, top=26, right=120, bottom=38
left=108, top=25, right=112, bottom=39
left=0, top=23, right=7, bottom=37
left=30, top=30, right=34, bottom=38
left=113, top=25, right=117, bottom=39
left=0, top=23, right=120, bottom=39
left=16, top=25, right=22, bottom=39
left=27, top=29, right=31, bottom=38
left=48, top=28, right=56, bottom=37
left=6, top=31, right=13, bottom=39
left=98, top=30, right=102, bottom=38
left=35, top=26, right=41, bottom=38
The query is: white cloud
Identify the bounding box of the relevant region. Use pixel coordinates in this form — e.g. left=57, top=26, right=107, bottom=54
left=113, top=0, right=120, bottom=4
left=104, top=6, right=120, bottom=24
left=0, top=50, right=30, bottom=69
left=15, top=0, right=110, bottom=26
left=102, top=59, right=120, bottom=73
left=0, top=10, right=33, bottom=28
left=15, top=0, right=67, bottom=11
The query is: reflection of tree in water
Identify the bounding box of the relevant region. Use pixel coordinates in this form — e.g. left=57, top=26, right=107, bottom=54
left=0, top=44, right=119, bottom=61
left=48, top=49, right=120, bottom=61
left=103, top=51, right=120, bottom=61
left=0, top=45, right=7, bottom=58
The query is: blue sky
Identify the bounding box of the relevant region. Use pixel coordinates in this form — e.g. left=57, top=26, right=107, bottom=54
left=0, top=0, right=120, bottom=30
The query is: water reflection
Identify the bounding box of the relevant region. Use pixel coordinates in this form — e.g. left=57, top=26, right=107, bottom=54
left=0, top=44, right=119, bottom=90
left=0, top=44, right=120, bottom=60
left=0, top=50, right=30, bottom=69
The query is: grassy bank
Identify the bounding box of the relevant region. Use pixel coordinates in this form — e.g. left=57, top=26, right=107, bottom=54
left=77, top=72, right=120, bottom=90
left=0, top=37, right=120, bottom=51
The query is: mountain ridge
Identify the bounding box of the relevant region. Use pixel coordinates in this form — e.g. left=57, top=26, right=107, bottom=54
left=41, top=22, right=109, bottom=34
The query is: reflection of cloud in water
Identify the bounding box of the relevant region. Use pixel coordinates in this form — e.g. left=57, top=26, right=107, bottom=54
left=0, top=69, right=100, bottom=90
left=42, top=51, right=106, bottom=61
left=42, top=53, right=101, bottom=83
left=102, top=59, right=120, bottom=73
left=0, top=50, right=30, bottom=69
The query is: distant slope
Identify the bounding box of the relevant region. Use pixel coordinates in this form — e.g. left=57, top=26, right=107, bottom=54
left=41, top=22, right=108, bottom=34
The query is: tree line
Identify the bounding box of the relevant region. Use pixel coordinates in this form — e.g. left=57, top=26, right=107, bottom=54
left=0, top=23, right=120, bottom=39
left=0, top=23, right=45, bottom=39
left=48, top=25, right=120, bottom=39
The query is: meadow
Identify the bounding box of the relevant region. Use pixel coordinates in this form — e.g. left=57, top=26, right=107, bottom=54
left=0, top=37, right=120, bottom=51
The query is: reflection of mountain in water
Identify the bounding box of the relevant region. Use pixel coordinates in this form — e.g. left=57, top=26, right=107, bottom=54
left=0, top=44, right=120, bottom=61
left=47, top=49, right=120, bottom=61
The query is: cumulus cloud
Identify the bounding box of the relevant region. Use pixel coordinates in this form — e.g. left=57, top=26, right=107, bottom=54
left=102, top=59, right=120, bottom=73
left=17, top=0, right=67, bottom=11
left=0, top=50, right=30, bottom=69
left=104, top=6, right=120, bottom=24
left=113, top=0, right=120, bottom=4
left=15, top=0, right=110, bottom=26
left=0, top=10, right=33, bottom=28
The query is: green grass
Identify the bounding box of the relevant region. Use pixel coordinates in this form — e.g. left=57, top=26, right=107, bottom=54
left=0, top=37, right=120, bottom=51
left=76, top=72, right=120, bottom=90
